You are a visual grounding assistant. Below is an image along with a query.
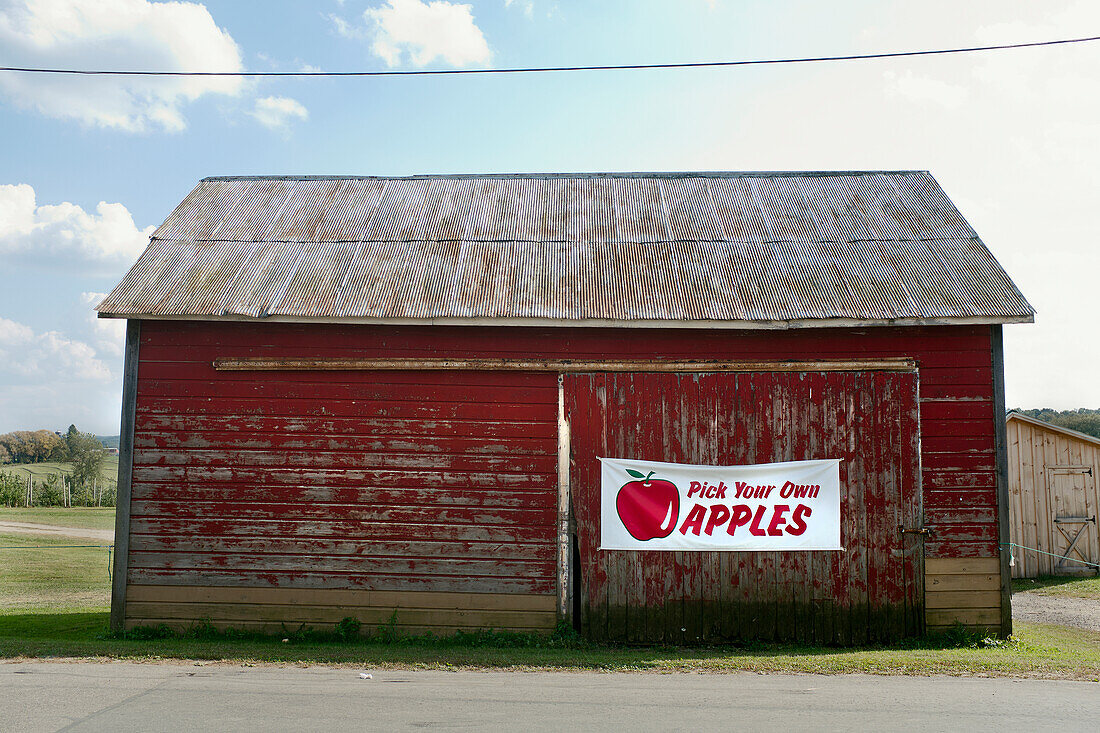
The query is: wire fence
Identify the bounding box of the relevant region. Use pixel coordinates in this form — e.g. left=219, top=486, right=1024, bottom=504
left=0, top=543, right=115, bottom=580
left=1003, top=542, right=1100, bottom=572
left=0, top=469, right=117, bottom=508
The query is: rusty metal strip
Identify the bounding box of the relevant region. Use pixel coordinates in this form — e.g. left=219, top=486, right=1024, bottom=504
left=213, top=357, right=918, bottom=373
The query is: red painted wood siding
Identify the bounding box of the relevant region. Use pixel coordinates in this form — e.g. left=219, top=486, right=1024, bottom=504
left=130, top=325, right=560, bottom=596
left=128, top=321, right=996, bottom=598
left=566, top=371, right=923, bottom=644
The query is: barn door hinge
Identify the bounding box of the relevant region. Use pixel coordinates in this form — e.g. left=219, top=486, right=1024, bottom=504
left=898, top=524, right=933, bottom=537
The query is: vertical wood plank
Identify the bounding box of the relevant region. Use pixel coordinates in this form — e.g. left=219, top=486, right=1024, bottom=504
left=566, top=365, right=924, bottom=645
left=990, top=325, right=1012, bottom=636
left=111, top=319, right=141, bottom=632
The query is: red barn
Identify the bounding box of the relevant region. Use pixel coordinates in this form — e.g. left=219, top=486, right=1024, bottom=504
left=98, top=172, right=1032, bottom=643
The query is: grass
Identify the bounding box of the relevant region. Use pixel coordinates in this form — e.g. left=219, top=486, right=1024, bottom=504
left=0, top=507, right=116, bottom=532
left=0, top=532, right=113, bottom=612
left=1, top=510, right=1097, bottom=678
left=1013, top=575, right=1100, bottom=600
left=0, top=610, right=1098, bottom=679
left=0, top=456, right=119, bottom=484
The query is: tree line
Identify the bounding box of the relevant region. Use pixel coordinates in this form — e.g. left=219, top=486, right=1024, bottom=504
left=1014, top=408, right=1100, bottom=439
left=0, top=425, right=110, bottom=494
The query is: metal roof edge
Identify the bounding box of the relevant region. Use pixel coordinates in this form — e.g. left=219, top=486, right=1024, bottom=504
left=96, top=312, right=1034, bottom=328
left=1007, top=411, right=1100, bottom=448
left=199, top=170, right=931, bottom=183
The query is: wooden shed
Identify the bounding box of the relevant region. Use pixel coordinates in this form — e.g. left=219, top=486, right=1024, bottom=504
left=1007, top=412, right=1100, bottom=577
left=97, top=171, right=1033, bottom=643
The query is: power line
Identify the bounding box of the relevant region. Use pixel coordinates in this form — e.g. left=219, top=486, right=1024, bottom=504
left=1, top=34, right=1097, bottom=78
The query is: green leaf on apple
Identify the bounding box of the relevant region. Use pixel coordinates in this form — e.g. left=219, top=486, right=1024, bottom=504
left=625, top=469, right=646, bottom=479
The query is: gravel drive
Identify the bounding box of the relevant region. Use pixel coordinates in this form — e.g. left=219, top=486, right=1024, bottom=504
left=0, top=521, right=113, bottom=542
left=1012, top=590, right=1100, bottom=632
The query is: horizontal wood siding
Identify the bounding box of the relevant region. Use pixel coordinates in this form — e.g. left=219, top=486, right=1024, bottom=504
left=125, top=586, right=556, bottom=634
left=128, top=324, right=561, bottom=632
left=127, top=321, right=1001, bottom=634
left=925, top=557, right=1002, bottom=630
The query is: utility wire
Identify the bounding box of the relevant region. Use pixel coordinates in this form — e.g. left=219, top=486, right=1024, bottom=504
left=1, top=35, right=1097, bottom=78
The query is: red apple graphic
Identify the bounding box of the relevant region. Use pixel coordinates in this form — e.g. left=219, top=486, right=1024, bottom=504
left=616, top=469, right=680, bottom=541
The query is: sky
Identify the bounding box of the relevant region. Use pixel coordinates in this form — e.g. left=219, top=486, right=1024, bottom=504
left=0, top=0, right=1098, bottom=434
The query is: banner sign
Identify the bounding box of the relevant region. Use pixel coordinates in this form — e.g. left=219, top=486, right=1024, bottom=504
left=599, top=457, right=842, bottom=551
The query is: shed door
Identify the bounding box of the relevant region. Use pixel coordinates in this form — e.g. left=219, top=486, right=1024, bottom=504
left=1046, top=467, right=1098, bottom=574
left=565, top=370, right=923, bottom=645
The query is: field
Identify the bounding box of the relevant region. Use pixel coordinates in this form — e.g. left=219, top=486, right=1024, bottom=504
left=0, top=507, right=115, bottom=613
left=1, top=508, right=1099, bottom=677
left=0, top=456, right=120, bottom=484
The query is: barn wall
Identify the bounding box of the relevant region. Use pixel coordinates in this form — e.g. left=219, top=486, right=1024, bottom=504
left=567, top=370, right=925, bottom=645
left=1007, top=417, right=1100, bottom=578
left=123, top=320, right=1002, bottom=635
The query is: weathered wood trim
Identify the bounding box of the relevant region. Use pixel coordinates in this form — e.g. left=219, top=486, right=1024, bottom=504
left=924, top=590, right=1001, bottom=609
left=926, top=573, right=999, bottom=591
left=126, top=585, right=557, bottom=610
left=110, top=319, right=140, bottom=632
left=926, top=557, right=1001, bottom=575
left=126, top=619, right=554, bottom=636
left=213, top=357, right=919, bottom=373
left=556, top=374, right=572, bottom=624
left=926, top=608, right=1001, bottom=627
left=123, top=585, right=558, bottom=633
left=98, top=311, right=1036, bottom=329
left=127, top=603, right=555, bottom=628
left=991, top=324, right=1012, bottom=636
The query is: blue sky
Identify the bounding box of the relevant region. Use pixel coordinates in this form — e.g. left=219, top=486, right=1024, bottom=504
left=1, top=0, right=1098, bottom=433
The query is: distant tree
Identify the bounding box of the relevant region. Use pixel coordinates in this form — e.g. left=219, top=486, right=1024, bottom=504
left=68, top=431, right=105, bottom=489
left=0, top=430, right=65, bottom=462
left=0, top=443, right=10, bottom=464
left=30, top=430, right=63, bottom=462
left=1015, top=408, right=1100, bottom=439
left=63, top=424, right=80, bottom=460
left=1, top=432, right=31, bottom=463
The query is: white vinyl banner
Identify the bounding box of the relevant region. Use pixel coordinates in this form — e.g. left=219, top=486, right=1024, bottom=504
left=599, top=457, right=842, bottom=551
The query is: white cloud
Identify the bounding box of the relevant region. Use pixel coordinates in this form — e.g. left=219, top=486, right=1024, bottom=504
left=80, top=291, right=125, bottom=358
left=251, top=95, right=309, bottom=130
left=337, top=0, right=491, bottom=68
left=884, top=70, right=968, bottom=109
left=0, top=0, right=244, bottom=132
left=0, top=316, right=121, bottom=432
left=503, top=0, right=534, bottom=19
left=0, top=316, right=110, bottom=382
left=0, top=183, right=152, bottom=273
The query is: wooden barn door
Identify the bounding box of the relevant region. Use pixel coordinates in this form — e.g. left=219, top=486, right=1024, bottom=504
left=1046, top=467, right=1098, bottom=574
left=565, top=370, right=923, bottom=645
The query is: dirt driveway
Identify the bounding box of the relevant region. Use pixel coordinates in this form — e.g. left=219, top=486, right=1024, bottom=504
left=0, top=521, right=113, bottom=542
left=1012, top=590, right=1100, bottom=632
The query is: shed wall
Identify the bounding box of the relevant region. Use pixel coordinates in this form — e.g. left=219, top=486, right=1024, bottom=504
left=122, top=321, right=1003, bottom=634
left=1007, top=417, right=1100, bottom=577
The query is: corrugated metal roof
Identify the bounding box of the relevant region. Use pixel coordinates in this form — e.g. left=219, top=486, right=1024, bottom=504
left=97, top=171, right=1034, bottom=326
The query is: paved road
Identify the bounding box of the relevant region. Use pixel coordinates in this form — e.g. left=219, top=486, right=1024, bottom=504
left=2, top=662, right=1098, bottom=732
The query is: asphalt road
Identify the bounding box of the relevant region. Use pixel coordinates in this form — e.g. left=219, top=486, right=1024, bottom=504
left=2, top=662, right=1098, bottom=732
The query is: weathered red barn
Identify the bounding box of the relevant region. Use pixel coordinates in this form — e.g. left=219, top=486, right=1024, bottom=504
left=97, top=172, right=1033, bottom=643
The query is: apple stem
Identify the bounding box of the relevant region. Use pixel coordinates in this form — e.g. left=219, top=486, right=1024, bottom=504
left=644, top=471, right=655, bottom=483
